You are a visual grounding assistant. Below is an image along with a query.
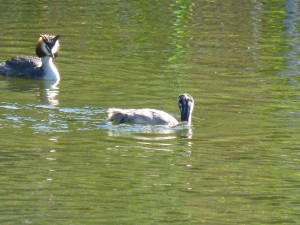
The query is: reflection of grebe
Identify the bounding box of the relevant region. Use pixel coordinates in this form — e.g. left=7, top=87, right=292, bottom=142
left=108, top=93, right=194, bottom=126
left=3, top=78, right=60, bottom=106
left=40, top=81, right=60, bottom=106
left=0, top=34, right=61, bottom=81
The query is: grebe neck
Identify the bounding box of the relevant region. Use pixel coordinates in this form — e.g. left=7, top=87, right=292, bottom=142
left=41, top=56, right=60, bottom=81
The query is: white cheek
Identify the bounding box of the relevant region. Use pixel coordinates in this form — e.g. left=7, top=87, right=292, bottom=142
left=51, top=42, right=59, bottom=54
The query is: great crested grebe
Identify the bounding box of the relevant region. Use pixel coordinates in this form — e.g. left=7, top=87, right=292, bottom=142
left=107, top=93, right=194, bottom=126
left=0, top=34, right=61, bottom=81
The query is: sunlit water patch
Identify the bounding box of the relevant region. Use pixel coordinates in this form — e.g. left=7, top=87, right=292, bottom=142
left=0, top=1, right=300, bottom=224
left=0, top=102, right=107, bottom=133
left=101, top=123, right=193, bottom=158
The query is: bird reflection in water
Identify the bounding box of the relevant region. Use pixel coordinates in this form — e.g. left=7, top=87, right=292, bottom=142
left=2, top=77, right=60, bottom=106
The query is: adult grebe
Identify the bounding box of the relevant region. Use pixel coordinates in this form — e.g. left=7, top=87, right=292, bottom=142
left=107, top=93, right=194, bottom=126
left=0, top=34, right=61, bottom=81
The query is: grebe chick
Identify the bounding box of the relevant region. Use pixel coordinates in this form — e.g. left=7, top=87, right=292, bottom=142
left=108, top=93, right=194, bottom=126
left=0, top=34, right=61, bottom=81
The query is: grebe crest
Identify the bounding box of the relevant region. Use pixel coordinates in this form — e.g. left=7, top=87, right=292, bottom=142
left=108, top=93, right=195, bottom=126
left=0, top=33, right=61, bottom=81
left=36, top=34, right=60, bottom=59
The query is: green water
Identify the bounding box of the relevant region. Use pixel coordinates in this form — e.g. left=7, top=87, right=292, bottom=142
left=0, top=0, right=299, bottom=224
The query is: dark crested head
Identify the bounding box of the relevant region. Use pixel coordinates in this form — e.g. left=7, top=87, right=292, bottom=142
left=178, top=93, right=194, bottom=124
left=36, top=34, right=61, bottom=58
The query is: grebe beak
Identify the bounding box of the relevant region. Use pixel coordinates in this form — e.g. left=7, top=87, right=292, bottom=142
left=50, top=52, right=55, bottom=59
left=45, top=46, right=55, bottom=58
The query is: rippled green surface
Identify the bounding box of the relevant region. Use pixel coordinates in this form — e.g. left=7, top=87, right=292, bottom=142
left=0, top=0, right=300, bottom=224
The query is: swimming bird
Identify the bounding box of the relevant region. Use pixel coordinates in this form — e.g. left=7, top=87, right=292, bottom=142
left=0, top=34, right=61, bottom=81
left=107, top=93, right=194, bottom=126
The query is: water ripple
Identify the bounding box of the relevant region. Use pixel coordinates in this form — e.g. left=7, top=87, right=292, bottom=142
left=0, top=103, right=106, bottom=133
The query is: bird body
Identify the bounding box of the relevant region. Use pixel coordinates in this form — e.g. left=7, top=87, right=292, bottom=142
left=108, top=93, right=194, bottom=126
left=108, top=108, right=179, bottom=126
left=0, top=34, right=61, bottom=81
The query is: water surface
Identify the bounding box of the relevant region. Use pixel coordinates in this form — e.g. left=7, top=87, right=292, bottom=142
left=0, top=0, right=299, bottom=224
